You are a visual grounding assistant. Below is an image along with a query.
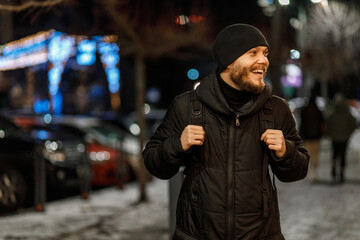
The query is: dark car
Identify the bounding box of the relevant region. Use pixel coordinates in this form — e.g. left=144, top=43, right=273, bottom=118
left=0, top=113, right=91, bottom=214
left=0, top=114, right=37, bottom=214
left=12, top=116, right=92, bottom=199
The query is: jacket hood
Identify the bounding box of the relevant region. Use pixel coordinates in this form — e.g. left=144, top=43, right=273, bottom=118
left=195, top=71, right=272, bottom=117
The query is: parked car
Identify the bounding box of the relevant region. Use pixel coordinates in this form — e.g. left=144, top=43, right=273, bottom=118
left=102, top=108, right=166, bottom=139
left=12, top=116, right=91, bottom=199
left=49, top=115, right=137, bottom=187
left=0, top=113, right=39, bottom=214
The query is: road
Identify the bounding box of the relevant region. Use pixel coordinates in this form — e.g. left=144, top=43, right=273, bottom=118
left=0, top=129, right=359, bottom=240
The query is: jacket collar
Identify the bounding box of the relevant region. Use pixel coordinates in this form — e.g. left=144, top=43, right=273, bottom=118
left=195, top=71, right=272, bottom=117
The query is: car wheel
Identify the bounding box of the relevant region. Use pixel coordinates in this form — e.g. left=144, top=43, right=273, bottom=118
left=0, top=166, right=27, bottom=213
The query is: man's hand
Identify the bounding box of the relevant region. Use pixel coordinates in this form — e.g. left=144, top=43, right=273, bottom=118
left=260, top=129, right=286, bottom=158
left=180, top=125, right=205, bottom=151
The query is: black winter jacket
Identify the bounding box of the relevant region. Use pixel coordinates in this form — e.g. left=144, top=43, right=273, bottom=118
left=143, top=72, right=309, bottom=240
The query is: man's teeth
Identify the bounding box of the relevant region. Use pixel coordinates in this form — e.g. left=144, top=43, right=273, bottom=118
left=253, top=70, right=264, bottom=74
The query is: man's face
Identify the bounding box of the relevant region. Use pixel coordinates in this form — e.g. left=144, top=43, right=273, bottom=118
left=229, top=46, right=269, bottom=94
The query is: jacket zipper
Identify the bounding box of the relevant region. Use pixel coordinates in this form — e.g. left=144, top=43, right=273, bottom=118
left=226, top=114, right=238, bottom=239
left=235, top=113, right=240, bottom=126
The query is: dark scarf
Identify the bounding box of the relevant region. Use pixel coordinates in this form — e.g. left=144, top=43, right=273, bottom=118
left=217, top=73, right=253, bottom=111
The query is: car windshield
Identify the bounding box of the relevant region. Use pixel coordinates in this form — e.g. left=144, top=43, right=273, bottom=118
left=84, top=122, right=128, bottom=147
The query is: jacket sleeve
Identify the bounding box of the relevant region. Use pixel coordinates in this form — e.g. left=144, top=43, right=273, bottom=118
left=269, top=98, right=310, bottom=182
left=142, top=94, right=191, bottom=180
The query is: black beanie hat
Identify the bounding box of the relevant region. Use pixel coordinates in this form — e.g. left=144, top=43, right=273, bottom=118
left=213, top=23, right=269, bottom=73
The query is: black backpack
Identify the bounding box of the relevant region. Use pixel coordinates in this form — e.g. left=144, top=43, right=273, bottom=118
left=189, top=90, right=275, bottom=217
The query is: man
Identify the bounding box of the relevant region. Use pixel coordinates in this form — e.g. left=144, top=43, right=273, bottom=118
left=300, top=94, right=325, bottom=182
left=143, top=24, right=309, bottom=240
left=326, top=93, right=357, bottom=183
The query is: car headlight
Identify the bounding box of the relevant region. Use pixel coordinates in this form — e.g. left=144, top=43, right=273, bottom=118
left=89, top=151, right=111, bottom=162
left=42, top=140, right=66, bottom=163
left=42, top=148, right=66, bottom=163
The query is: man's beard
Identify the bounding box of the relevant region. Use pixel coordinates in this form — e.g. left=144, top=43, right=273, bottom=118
left=230, top=64, right=266, bottom=94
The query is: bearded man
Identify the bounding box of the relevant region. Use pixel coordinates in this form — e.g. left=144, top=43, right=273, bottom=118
left=143, top=23, right=309, bottom=240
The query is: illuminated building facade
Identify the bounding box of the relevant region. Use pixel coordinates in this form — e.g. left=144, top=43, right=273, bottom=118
left=0, top=30, right=120, bottom=114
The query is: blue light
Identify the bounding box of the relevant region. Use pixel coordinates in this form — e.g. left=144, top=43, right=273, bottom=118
left=2, top=41, right=47, bottom=57
left=101, top=53, right=119, bottom=67
left=98, top=42, right=120, bottom=93
left=52, top=92, right=63, bottom=114
left=48, top=35, right=62, bottom=63
left=34, top=130, right=49, bottom=140
left=49, top=84, right=59, bottom=96
left=109, top=83, right=120, bottom=93
left=187, top=68, right=199, bottom=80
left=48, top=66, right=63, bottom=96
left=78, top=40, right=96, bottom=53
left=34, top=99, right=49, bottom=114
left=76, top=52, right=96, bottom=65
left=105, top=67, right=120, bottom=93
left=106, top=68, right=120, bottom=84
left=92, top=36, right=103, bottom=41
left=98, top=42, right=119, bottom=55
left=48, top=33, right=74, bottom=64
left=48, top=66, right=62, bottom=85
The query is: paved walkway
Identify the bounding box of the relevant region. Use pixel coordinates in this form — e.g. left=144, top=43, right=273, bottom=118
left=0, top=130, right=359, bottom=240
left=279, top=130, right=360, bottom=240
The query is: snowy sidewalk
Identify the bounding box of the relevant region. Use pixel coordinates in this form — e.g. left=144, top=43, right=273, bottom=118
left=0, top=179, right=170, bottom=240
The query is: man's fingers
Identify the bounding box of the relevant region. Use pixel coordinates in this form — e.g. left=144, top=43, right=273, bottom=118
left=189, top=139, right=204, bottom=146
left=264, top=137, right=282, bottom=145
left=185, top=125, right=205, bottom=139
left=260, top=129, right=283, bottom=141
left=260, top=129, right=286, bottom=158
left=181, top=125, right=206, bottom=151
left=186, top=125, right=205, bottom=133
left=267, top=143, right=282, bottom=151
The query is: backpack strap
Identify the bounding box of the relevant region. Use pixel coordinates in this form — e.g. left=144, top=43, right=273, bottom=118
left=183, top=90, right=203, bottom=176
left=189, top=90, right=203, bottom=126
left=260, top=95, right=274, bottom=217
left=260, top=96, right=274, bottom=133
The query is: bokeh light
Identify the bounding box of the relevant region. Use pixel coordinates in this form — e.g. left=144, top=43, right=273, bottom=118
left=187, top=68, right=199, bottom=80
left=290, top=49, right=300, bottom=60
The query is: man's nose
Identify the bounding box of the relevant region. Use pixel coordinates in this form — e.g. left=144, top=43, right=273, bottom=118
left=257, top=54, right=269, bottom=65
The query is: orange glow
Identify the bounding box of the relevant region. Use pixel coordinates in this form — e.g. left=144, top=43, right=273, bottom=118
left=188, top=15, right=204, bottom=24
left=174, top=15, right=204, bottom=25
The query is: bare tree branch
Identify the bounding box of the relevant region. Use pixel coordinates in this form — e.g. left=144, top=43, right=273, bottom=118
left=302, top=1, right=360, bottom=82
left=0, top=0, right=69, bottom=12
left=100, top=0, right=143, bottom=50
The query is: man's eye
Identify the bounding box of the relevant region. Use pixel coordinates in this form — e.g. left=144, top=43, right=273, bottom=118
left=264, top=52, right=269, bottom=57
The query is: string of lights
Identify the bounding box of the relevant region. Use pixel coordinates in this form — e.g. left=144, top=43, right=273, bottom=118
left=0, top=29, right=120, bottom=113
